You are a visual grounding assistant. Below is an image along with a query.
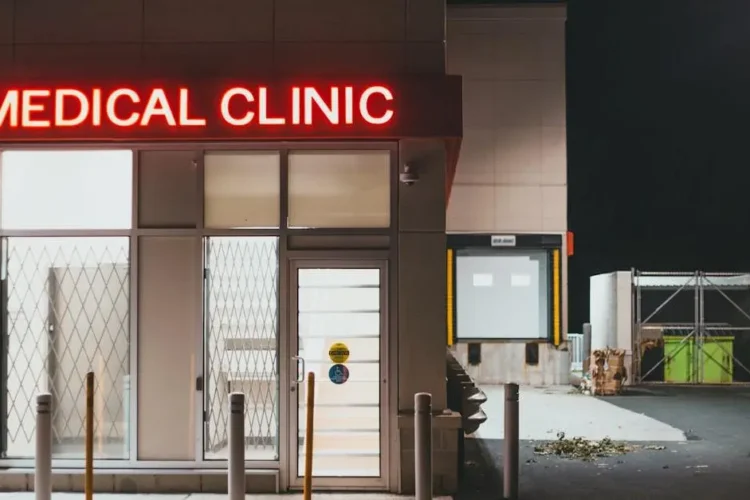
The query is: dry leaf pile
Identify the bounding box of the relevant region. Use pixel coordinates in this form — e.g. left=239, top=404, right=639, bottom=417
left=533, top=432, right=632, bottom=461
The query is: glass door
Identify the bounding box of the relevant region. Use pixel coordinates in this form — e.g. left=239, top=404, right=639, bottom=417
left=289, top=260, right=387, bottom=489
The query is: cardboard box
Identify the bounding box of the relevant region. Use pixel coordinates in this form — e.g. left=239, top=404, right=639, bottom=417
left=589, top=348, right=627, bottom=396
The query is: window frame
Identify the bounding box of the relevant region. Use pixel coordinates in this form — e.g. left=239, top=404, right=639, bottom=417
left=447, top=233, right=564, bottom=345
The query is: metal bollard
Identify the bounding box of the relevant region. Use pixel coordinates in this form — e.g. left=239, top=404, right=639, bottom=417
left=35, top=393, right=52, bottom=500
left=414, top=392, right=433, bottom=500
left=228, top=392, right=245, bottom=500
left=582, top=323, right=592, bottom=372
left=504, top=383, right=519, bottom=500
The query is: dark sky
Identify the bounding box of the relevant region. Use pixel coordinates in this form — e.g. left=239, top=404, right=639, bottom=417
left=567, top=0, right=750, bottom=328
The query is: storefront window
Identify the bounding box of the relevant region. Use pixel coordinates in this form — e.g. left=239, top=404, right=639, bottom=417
left=4, top=237, right=130, bottom=459
left=288, top=151, right=390, bottom=229
left=1, top=150, right=132, bottom=460
left=0, top=150, right=133, bottom=230
left=204, top=152, right=280, bottom=229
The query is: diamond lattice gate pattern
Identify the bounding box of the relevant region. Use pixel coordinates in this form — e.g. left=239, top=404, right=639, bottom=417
left=3, top=237, right=130, bottom=459
left=204, top=237, right=279, bottom=460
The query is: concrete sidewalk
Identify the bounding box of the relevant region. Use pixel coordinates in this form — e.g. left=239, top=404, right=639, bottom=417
left=0, top=495, right=440, bottom=499
left=458, top=385, right=750, bottom=500
left=0, top=494, right=449, bottom=499
left=475, top=385, right=687, bottom=442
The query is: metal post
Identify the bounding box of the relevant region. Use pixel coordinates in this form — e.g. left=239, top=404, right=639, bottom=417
left=228, top=392, right=245, bottom=500
left=699, top=272, right=706, bottom=383
left=504, top=383, right=519, bottom=500
left=303, top=372, right=316, bottom=500
left=582, top=323, right=592, bottom=357
left=693, top=271, right=700, bottom=383
left=582, top=323, right=592, bottom=372
left=414, top=392, right=433, bottom=500
left=85, top=372, right=94, bottom=500
left=635, top=270, right=643, bottom=383
left=35, top=393, right=52, bottom=500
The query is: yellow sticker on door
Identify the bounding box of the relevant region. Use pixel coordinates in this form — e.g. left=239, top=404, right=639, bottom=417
left=328, top=342, right=350, bottom=364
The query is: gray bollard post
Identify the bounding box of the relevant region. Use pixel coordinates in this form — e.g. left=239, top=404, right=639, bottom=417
left=35, top=393, right=52, bottom=500
left=228, top=392, right=245, bottom=500
left=504, top=383, right=519, bottom=500
left=414, top=392, right=433, bottom=500
left=582, top=323, right=592, bottom=371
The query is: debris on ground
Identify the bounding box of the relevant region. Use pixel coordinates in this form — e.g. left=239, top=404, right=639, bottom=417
left=577, top=372, right=593, bottom=395
left=532, top=433, right=669, bottom=462
left=643, top=444, right=667, bottom=450
left=534, top=432, right=638, bottom=461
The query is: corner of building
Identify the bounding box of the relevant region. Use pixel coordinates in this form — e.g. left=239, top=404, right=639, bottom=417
left=445, top=1, right=569, bottom=387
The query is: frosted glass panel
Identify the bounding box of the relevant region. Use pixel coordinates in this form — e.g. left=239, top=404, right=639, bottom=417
left=204, top=152, right=280, bottom=229
left=296, top=267, right=381, bottom=478
left=1, top=150, right=133, bottom=230
left=288, top=151, right=390, bottom=228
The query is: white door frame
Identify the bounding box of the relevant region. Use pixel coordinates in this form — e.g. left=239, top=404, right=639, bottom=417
left=284, top=255, right=389, bottom=491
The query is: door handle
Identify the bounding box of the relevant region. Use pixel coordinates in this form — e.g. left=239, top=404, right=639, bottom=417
left=292, top=356, right=306, bottom=385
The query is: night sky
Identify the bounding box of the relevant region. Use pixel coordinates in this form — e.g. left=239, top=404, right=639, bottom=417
left=567, top=0, right=750, bottom=328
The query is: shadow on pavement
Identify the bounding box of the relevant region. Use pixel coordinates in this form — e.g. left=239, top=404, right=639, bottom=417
left=455, top=438, right=503, bottom=499
left=457, top=436, right=750, bottom=500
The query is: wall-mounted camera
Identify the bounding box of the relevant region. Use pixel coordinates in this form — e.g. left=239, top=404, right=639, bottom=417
left=399, top=164, right=420, bottom=186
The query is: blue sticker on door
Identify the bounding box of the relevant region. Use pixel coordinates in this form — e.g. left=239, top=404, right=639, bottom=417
left=328, top=364, right=350, bottom=385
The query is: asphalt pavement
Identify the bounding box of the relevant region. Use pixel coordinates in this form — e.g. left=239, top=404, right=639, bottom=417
left=457, top=385, right=750, bottom=500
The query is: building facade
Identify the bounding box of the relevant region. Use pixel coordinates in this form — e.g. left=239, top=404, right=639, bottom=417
left=446, top=3, right=569, bottom=385
left=0, top=0, right=462, bottom=495
left=0, top=0, right=569, bottom=495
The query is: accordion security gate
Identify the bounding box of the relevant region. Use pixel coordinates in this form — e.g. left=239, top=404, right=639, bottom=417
left=0, top=236, right=283, bottom=462
left=1, top=237, right=130, bottom=459
left=203, top=236, right=280, bottom=461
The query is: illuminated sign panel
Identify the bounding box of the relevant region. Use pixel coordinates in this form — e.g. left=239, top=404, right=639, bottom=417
left=0, top=78, right=462, bottom=142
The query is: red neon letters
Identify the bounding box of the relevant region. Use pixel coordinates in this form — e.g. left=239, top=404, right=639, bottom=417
left=0, top=85, right=395, bottom=130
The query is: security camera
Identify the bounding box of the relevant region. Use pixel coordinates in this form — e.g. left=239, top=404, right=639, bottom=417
left=399, top=164, right=420, bottom=186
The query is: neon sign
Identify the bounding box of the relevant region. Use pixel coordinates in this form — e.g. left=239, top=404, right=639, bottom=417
left=0, top=85, right=394, bottom=130
left=0, top=77, right=462, bottom=141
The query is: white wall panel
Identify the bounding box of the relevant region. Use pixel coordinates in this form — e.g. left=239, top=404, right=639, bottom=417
left=447, top=5, right=569, bottom=386
left=589, top=271, right=633, bottom=353
left=541, top=126, right=567, bottom=184
left=453, top=130, right=495, bottom=185
left=493, top=185, right=543, bottom=232
left=446, top=185, right=494, bottom=232
left=447, top=5, right=567, bottom=234
left=541, top=186, right=567, bottom=232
